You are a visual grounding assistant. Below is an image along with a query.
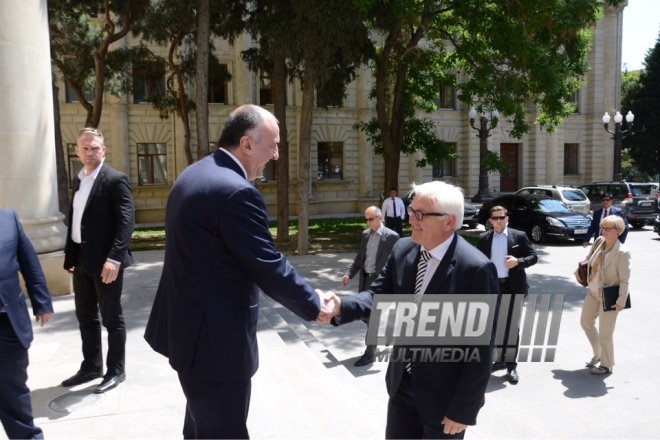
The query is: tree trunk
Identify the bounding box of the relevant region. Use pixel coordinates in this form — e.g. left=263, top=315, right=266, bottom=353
left=195, top=0, right=210, bottom=161
left=52, top=81, right=70, bottom=220
left=273, top=54, right=289, bottom=243
left=297, top=64, right=316, bottom=255
left=170, top=34, right=194, bottom=165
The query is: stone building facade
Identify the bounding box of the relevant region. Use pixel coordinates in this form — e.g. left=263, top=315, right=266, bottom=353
left=56, top=5, right=627, bottom=223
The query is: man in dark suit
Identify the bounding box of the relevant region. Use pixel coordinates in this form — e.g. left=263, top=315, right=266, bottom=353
left=0, top=209, right=53, bottom=439
left=342, top=206, right=399, bottom=366
left=583, top=192, right=629, bottom=246
left=144, top=104, right=333, bottom=439
left=322, top=181, right=498, bottom=439
left=476, top=206, right=537, bottom=384
left=62, top=127, right=135, bottom=394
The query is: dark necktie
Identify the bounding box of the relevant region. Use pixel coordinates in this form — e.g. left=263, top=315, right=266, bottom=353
left=393, top=198, right=397, bottom=217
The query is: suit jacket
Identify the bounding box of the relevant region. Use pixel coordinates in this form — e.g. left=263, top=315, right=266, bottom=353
left=346, top=226, right=399, bottom=291
left=0, top=209, right=53, bottom=348
left=577, top=237, right=631, bottom=307
left=476, top=227, right=537, bottom=296
left=584, top=206, right=629, bottom=244
left=335, top=235, right=498, bottom=426
left=144, top=149, right=321, bottom=383
left=63, top=163, right=134, bottom=275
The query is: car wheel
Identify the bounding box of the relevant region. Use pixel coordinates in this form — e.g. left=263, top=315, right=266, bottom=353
left=631, top=221, right=645, bottom=229
left=529, top=224, right=547, bottom=243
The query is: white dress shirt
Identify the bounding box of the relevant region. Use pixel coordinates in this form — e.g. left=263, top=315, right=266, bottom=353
left=71, top=162, right=104, bottom=244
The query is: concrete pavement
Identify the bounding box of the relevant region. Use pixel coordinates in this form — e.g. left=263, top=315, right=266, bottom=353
left=7, top=225, right=660, bottom=439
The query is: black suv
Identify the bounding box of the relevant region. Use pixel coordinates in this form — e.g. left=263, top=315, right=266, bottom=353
left=578, top=182, right=659, bottom=229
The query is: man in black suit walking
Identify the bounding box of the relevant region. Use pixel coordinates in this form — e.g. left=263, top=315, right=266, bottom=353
left=583, top=192, right=629, bottom=246
left=477, top=205, right=537, bottom=384
left=322, top=181, right=498, bottom=438
left=62, top=127, right=134, bottom=394
left=144, top=104, right=333, bottom=439
left=342, top=206, right=399, bottom=366
left=0, top=209, right=53, bottom=439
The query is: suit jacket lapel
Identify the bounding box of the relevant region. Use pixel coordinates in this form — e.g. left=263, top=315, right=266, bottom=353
left=424, top=233, right=458, bottom=295
left=484, top=231, right=494, bottom=259
left=85, top=166, right=106, bottom=211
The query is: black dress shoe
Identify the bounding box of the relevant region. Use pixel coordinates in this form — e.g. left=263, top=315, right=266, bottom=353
left=94, top=373, right=126, bottom=394
left=492, top=362, right=507, bottom=372
left=354, top=353, right=375, bottom=367
left=507, top=369, right=519, bottom=384
left=61, top=370, right=103, bottom=387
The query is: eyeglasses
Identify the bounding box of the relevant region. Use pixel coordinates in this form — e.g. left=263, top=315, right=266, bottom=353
left=365, top=217, right=376, bottom=222
left=78, top=127, right=104, bottom=139
left=407, top=206, right=448, bottom=221
left=601, top=227, right=616, bottom=232
left=490, top=216, right=507, bottom=221
left=601, top=198, right=612, bottom=202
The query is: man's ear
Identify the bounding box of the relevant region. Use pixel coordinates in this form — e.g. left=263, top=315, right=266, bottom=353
left=238, top=135, right=252, bottom=156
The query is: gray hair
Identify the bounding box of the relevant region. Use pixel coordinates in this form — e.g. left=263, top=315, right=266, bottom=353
left=410, top=181, right=464, bottom=231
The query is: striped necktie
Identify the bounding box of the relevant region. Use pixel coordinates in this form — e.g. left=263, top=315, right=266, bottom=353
left=407, top=250, right=431, bottom=374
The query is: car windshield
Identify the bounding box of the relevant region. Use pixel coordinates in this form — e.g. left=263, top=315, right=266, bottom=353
left=630, top=185, right=655, bottom=196
left=529, top=198, right=570, bottom=213
left=562, top=189, right=587, bottom=201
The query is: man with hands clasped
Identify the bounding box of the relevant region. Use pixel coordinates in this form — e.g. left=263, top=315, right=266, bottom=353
left=342, top=206, right=399, bottom=366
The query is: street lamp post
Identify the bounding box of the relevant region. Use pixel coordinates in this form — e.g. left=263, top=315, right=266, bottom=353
left=602, top=110, right=634, bottom=182
left=469, top=107, right=498, bottom=202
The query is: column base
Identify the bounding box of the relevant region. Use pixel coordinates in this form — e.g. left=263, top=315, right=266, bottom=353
left=19, top=251, right=72, bottom=296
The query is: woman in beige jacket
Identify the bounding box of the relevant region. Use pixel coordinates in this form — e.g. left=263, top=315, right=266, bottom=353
left=575, top=215, right=631, bottom=375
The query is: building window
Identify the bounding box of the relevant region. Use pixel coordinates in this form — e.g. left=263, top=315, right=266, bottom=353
left=433, top=84, right=456, bottom=110
left=66, top=143, right=83, bottom=188
left=432, top=155, right=457, bottom=178
left=137, top=143, right=168, bottom=185
left=209, top=63, right=230, bottom=104
left=316, top=88, right=342, bottom=108
left=317, top=142, right=343, bottom=180
left=260, top=161, right=277, bottom=182
left=65, top=82, right=94, bottom=103
left=260, top=71, right=273, bottom=105
left=564, top=143, right=579, bottom=175
left=567, top=89, right=580, bottom=114
left=133, top=62, right=165, bottom=104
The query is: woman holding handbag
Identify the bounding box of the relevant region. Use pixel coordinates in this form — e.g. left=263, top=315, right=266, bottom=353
left=574, top=215, right=631, bottom=375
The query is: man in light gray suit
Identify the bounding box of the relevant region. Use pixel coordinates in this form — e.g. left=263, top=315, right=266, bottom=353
left=342, top=206, right=399, bottom=366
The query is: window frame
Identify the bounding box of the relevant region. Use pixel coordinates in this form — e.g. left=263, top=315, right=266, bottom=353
left=137, top=142, right=168, bottom=186
left=317, top=141, right=344, bottom=180
left=564, top=143, right=579, bottom=175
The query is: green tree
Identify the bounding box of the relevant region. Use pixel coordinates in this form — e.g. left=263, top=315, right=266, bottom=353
left=622, top=32, right=660, bottom=176
left=354, top=0, right=623, bottom=193
left=244, top=0, right=371, bottom=254
left=49, top=0, right=150, bottom=128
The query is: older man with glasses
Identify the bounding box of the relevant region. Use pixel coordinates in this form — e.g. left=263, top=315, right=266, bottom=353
left=341, top=206, right=399, bottom=366
left=583, top=193, right=629, bottom=247
left=476, top=205, right=537, bottom=385
left=321, top=181, right=498, bottom=438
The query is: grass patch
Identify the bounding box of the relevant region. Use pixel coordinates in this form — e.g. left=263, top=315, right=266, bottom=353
left=130, top=218, right=477, bottom=254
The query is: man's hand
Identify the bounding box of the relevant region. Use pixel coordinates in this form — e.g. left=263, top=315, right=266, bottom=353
left=316, top=290, right=341, bottom=324
left=341, top=274, right=349, bottom=286
left=101, top=259, right=120, bottom=284
left=504, top=255, right=519, bottom=269
left=36, top=313, right=53, bottom=327
left=582, top=241, right=589, bottom=248
left=65, top=267, right=75, bottom=274
left=441, top=417, right=467, bottom=436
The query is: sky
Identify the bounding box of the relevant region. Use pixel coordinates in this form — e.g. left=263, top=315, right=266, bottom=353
left=622, top=0, right=660, bottom=70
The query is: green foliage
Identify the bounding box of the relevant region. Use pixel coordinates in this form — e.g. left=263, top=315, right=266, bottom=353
left=621, top=31, right=660, bottom=176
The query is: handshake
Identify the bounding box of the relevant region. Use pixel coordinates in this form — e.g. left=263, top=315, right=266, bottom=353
left=315, top=290, right=341, bottom=324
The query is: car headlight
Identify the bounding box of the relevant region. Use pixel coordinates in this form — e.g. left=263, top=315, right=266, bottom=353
left=546, top=217, right=564, bottom=227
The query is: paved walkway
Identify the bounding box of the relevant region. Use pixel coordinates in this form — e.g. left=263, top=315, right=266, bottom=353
left=8, top=226, right=660, bottom=439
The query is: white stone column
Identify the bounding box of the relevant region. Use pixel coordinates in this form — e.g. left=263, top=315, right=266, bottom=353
left=0, top=0, right=70, bottom=294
